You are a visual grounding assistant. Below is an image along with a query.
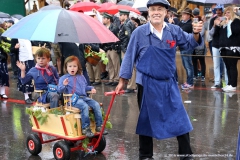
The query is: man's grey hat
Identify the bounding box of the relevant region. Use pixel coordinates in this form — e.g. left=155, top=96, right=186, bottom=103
left=193, top=8, right=200, bottom=16
left=147, top=0, right=170, bottom=9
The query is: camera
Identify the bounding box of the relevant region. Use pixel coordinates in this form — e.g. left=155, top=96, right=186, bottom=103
left=220, top=17, right=226, bottom=21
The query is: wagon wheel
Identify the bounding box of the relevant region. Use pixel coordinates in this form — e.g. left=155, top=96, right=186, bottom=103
left=53, top=141, right=70, bottom=160
left=92, top=136, right=106, bottom=153
left=26, top=134, right=42, bottom=155
left=64, top=140, right=75, bottom=147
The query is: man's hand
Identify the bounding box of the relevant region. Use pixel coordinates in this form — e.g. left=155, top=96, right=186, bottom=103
left=192, top=21, right=203, bottom=33
left=115, top=78, right=125, bottom=94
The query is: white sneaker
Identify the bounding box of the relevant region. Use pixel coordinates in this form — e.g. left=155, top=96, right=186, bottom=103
left=223, top=85, right=236, bottom=92
left=211, top=85, right=220, bottom=89
left=222, top=85, right=230, bottom=90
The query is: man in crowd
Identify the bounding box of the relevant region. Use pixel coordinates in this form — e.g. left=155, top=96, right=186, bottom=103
left=102, top=13, right=120, bottom=86
left=178, top=8, right=194, bottom=89
left=166, top=7, right=179, bottom=25
left=118, top=9, right=136, bottom=93
left=115, top=0, right=203, bottom=159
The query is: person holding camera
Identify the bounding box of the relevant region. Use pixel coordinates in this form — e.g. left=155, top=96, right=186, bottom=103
left=101, top=13, right=120, bottom=86
left=214, top=6, right=240, bottom=92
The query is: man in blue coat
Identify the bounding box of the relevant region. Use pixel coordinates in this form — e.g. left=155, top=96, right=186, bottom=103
left=115, top=0, right=203, bottom=159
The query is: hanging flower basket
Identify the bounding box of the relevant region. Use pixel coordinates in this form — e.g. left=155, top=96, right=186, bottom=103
left=84, top=45, right=108, bottom=66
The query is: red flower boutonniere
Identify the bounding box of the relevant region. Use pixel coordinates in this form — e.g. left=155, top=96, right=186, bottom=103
left=166, top=40, right=176, bottom=48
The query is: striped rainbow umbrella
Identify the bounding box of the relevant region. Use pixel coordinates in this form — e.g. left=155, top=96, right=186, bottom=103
left=3, top=5, right=119, bottom=43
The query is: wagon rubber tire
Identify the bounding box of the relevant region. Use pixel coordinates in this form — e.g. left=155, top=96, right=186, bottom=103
left=64, top=140, right=75, bottom=147
left=26, top=134, right=42, bottom=155
left=94, top=136, right=106, bottom=153
left=53, top=141, right=70, bottom=160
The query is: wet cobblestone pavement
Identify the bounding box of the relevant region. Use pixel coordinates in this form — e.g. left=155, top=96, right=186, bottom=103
left=0, top=56, right=239, bottom=160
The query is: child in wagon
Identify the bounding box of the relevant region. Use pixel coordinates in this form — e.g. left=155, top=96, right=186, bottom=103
left=16, top=48, right=60, bottom=108
left=58, top=56, right=108, bottom=138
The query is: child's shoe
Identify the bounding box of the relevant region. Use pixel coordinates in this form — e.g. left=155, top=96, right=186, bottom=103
left=82, top=127, right=94, bottom=138
left=96, top=126, right=108, bottom=135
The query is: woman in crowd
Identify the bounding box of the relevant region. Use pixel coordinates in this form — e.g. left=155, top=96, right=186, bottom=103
left=214, top=6, right=240, bottom=92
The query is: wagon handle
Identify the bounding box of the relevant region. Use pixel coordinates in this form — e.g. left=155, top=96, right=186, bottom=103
left=92, top=90, right=124, bottom=151
left=104, top=90, right=125, bottom=96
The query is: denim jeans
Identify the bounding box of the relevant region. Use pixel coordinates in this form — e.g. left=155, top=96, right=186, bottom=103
left=74, top=96, right=102, bottom=129
left=46, top=92, right=59, bottom=108
left=212, top=47, right=228, bottom=85
left=180, top=50, right=194, bottom=85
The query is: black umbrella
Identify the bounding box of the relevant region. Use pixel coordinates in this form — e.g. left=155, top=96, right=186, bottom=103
left=0, top=12, right=11, bottom=18
left=12, top=14, right=24, bottom=20
left=117, top=0, right=134, bottom=6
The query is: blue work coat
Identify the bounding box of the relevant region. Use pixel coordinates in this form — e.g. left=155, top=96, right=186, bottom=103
left=119, top=22, right=201, bottom=139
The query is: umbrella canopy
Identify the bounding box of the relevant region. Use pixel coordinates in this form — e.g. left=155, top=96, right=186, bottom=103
left=102, top=4, right=140, bottom=15
left=98, top=2, right=116, bottom=12
left=117, top=0, right=134, bottom=6
left=2, top=5, right=119, bottom=43
left=187, top=0, right=240, bottom=4
left=100, top=2, right=116, bottom=8
left=0, top=12, right=11, bottom=18
left=11, top=14, right=24, bottom=20
left=132, top=0, right=148, bottom=9
left=70, top=2, right=101, bottom=12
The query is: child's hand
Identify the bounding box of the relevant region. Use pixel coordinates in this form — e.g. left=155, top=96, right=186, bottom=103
left=16, top=61, right=26, bottom=71
left=91, top=88, right=96, bottom=94
left=63, top=78, right=69, bottom=86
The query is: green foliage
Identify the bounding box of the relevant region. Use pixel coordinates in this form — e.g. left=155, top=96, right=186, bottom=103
left=89, top=112, right=95, bottom=121
left=26, top=107, right=33, bottom=115
left=0, top=28, right=11, bottom=53
left=49, top=108, right=65, bottom=116
left=82, top=138, right=89, bottom=151
left=0, top=40, right=11, bottom=53
left=88, top=108, right=112, bottom=129
left=106, top=121, right=112, bottom=129
left=26, top=107, right=49, bottom=125
left=29, top=119, right=33, bottom=127
left=101, top=108, right=112, bottom=129
left=74, top=122, right=77, bottom=129
left=84, top=45, right=108, bottom=65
